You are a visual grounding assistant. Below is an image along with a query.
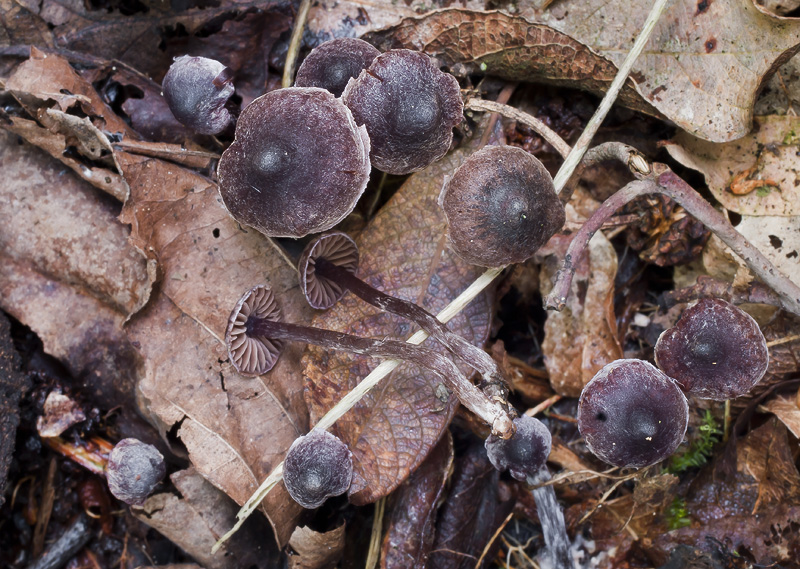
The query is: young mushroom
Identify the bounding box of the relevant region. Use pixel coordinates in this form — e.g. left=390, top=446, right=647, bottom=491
left=295, top=38, right=380, bottom=97
left=226, top=285, right=514, bottom=438
left=485, top=415, right=552, bottom=482
left=162, top=55, right=235, bottom=135
left=342, top=49, right=463, bottom=174
left=217, top=87, right=371, bottom=238
left=439, top=145, right=566, bottom=268
left=283, top=429, right=353, bottom=508
left=105, top=438, right=166, bottom=506
left=298, top=232, right=506, bottom=385
left=654, top=298, right=769, bottom=400
left=577, top=359, right=689, bottom=468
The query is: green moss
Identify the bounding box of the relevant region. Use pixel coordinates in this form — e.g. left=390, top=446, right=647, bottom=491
left=667, top=410, right=721, bottom=474
left=666, top=497, right=692, bottom=530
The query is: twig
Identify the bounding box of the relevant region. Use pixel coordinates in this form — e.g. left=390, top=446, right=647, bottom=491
left=282, top=0, right=312, bottom=88
left=551, top=0, right=671, bottom=194
left=545, top=169, right=800, bottom=316
left=475, top=510, right=515, bottom=569
left=27, top=513, right=91, bottom=569
left=465, top=99, right=571, bottom=158
left=559, top=142, right=651, bottom=204
left=365, top=497, right=386, bottom=569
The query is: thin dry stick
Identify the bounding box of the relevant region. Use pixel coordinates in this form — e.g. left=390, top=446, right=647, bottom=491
left=465, top=98, right=571, bottom=159
left=282, top=0, right=312, bottom=88
left=474, top=510, right=515, bottom=569
left=544, top=172, right=800, bottom=316
left=767, top=334, right=800, bottom=348
left=552, top=0, right=671, bottom=194
left=365, top=497, right=386, bottom=569
left=213, top=267, right=503, bottom=552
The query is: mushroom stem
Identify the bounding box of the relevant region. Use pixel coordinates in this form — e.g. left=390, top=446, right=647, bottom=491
left=544, top=168, right=800, bottom=316
left=314, top=257, right=506, bottom=385
left=245, top=317, right=514, bottom=438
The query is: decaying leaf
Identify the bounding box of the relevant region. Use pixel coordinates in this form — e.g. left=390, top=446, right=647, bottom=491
left=302, top=147, right=492, bottom=506
left=666, top=116, right=800, bottom=216
left=540, top=231, right=622, bottom=397
left=118, top=150, right=311, bottom=546
left=367, top=3, right=800, bottom=142
left=381, top=431, right=453, bottom=569
left=135, top=468, right=280, bottom=569
left=288, top=525, right=346, bottom=569
left=428, top=441, right=513, bottom=569
left=0, top=129, right=149, bottom=408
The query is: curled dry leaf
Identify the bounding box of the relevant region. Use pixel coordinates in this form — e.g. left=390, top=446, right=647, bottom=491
left=135, top=468, right=279, bottom=569
left=288, top=525, right=346, bottom=569
left=381, top=432, right=453, bottom=569
left=540, top=231, right=622, bottom=398
left=665, top=116, right=800, bottom=216
left=302, top=147, right=492, bottom=506
left=368, top=4, right=800, bottom=142
left=760, top=395, right=800, bottom=439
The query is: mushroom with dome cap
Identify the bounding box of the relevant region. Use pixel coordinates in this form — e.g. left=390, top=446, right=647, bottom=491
left=295, top=38, right=380, bottom=97
left=577, top=359, right=689, bottom=468
left=654, top=298, right=769, bottom=400
left=439, top=145, right=565, bottom=268
left=342, top=49, right=463, bottom=175
left=162, top=55, right=235, bottom=135
left=217, top=87, right=371, bottom=238
left=283, top=429, right=353, bottom=509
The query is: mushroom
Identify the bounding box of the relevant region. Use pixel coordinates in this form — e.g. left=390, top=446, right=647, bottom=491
left=217, top=87, right=371, bottom=238
left=577, top=359, right=689, bottom=468
left=484, top=415, right=552, bottom=482
left=298, top=232, right=506, bottom=385
left=225, top=285, right=514, bottom=437
left=283, top=429, right=353, bottom=508
left=162, top=55, right=234, bottom=135
left=105, top=438, right=166, bottom=506
left=439, top=145, right=565, bottom=268
left=295, top=38, right=380, bottom=97
left=342, top=49, right=463, bottom=175
left=654, top=298, right=769, bottom=400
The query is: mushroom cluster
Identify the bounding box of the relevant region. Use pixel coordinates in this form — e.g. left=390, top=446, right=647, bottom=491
left=577, top=298, right=769, bottom=468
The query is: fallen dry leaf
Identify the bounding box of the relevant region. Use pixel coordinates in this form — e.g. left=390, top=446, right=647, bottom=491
left=0, top=129, right=149, bottom=408
left=381, top=431, right=453, bottom=569
left=288, top=525, right=346, bottom=569
left=666, top=115, right=800, bottom=216
left=118, top=149, right=311, bottom=546
left=367, top=3, right=800, bottom=142
left=540, top=231, right=622, bottom=397
left=302, top=145, right=493, bottom=506
left=135, top=468, right=280, bottom=569
left=760, top=394, right=800, bottom=438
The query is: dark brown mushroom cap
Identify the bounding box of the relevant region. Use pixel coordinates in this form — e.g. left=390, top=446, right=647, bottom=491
left=654, top=298, right=769, bottom=400
left=298, top=232, right=360, bottom=309
left=162, top=55, right=234, bottom=135
left=283, top=429, right=353, bottom=509
left=485, top=415, right=552, bottom=481
left=295, top=38, right=380, bottom=97
left=439, top=145, right=565, bottom=268
left=217, top=87, right=371, bottom=238
left=577, top=359, right=688, bottom=468
left=342, top=49, right=463, bottom=175
left=106, top=438, right=166, bottom=506
left=226, top=285, right=284, bottom=376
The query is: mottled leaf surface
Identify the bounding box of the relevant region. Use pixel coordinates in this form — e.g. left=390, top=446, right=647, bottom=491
left=302, top=147, right=492, bottom=506
left=666, top=116, right=800, bottom=216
